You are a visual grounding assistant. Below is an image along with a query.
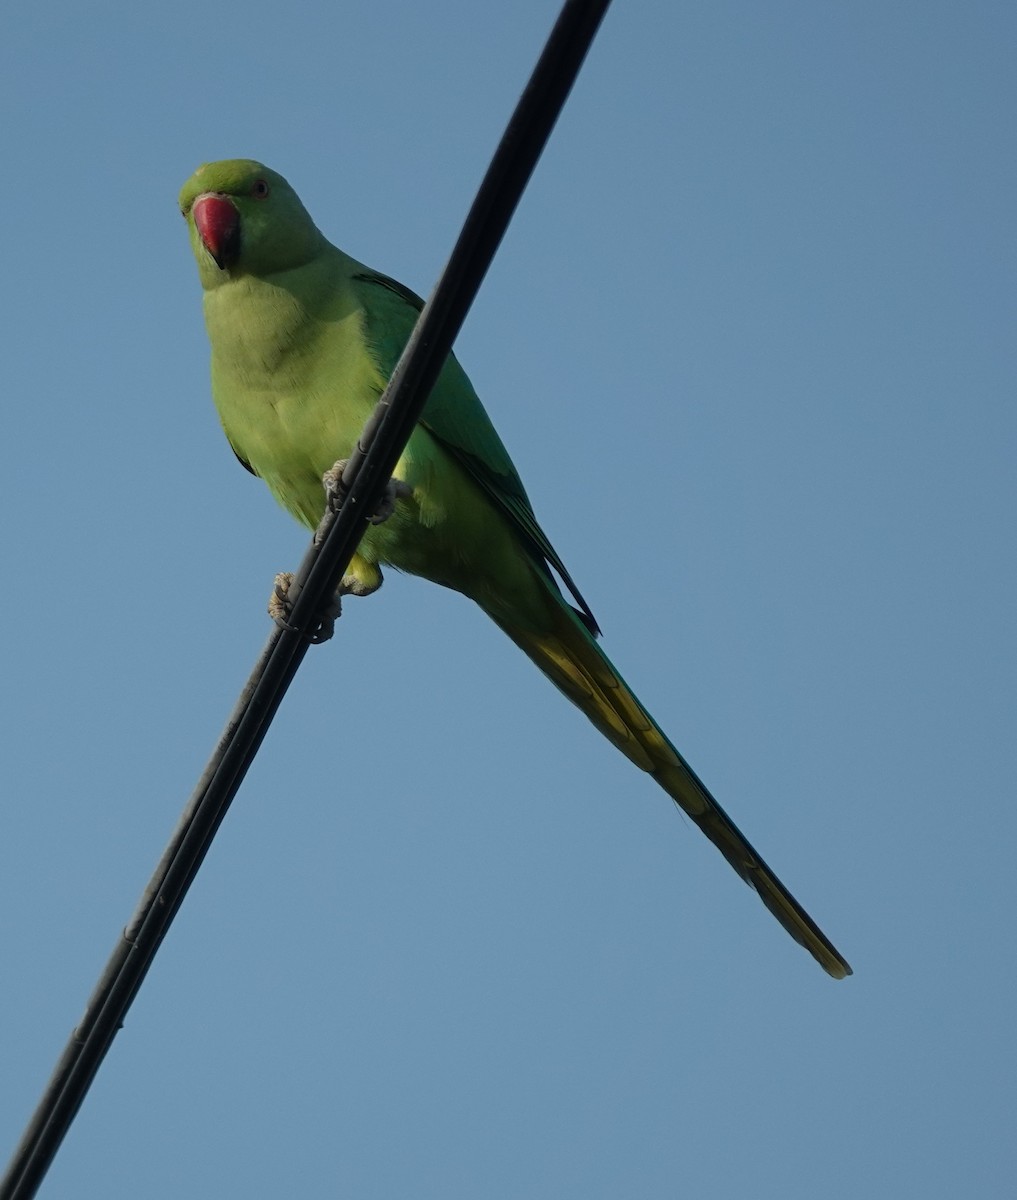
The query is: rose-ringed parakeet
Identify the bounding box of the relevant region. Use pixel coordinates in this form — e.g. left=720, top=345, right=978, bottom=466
left=179, top=159, right=850, bottom=979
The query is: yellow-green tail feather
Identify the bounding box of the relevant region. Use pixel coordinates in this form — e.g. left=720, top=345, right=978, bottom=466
left=491, top=597, right=851, bottom=979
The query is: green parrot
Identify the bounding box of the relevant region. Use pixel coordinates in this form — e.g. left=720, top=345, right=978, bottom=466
left=179, top=158, right=850, bottom=979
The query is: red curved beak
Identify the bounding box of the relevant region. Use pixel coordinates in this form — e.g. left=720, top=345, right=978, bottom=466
left=192, top=194, right=240, bottom=270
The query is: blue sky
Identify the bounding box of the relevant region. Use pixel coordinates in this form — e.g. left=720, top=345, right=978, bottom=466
left=2, top=1, right=1014, bottom=1195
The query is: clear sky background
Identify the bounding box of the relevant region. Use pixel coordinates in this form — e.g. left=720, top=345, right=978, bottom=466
left=2, top=2, right=1014, bottom=1196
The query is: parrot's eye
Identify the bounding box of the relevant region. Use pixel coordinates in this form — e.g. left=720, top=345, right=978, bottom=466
left=252, top=179, right=270, bottom=199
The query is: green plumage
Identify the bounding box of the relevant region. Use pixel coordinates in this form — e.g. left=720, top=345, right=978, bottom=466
left=180, top=159, right=850, bottom=978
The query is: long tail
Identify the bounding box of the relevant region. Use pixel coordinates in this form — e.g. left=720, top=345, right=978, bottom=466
left=489, top=596, right=851, bottom=979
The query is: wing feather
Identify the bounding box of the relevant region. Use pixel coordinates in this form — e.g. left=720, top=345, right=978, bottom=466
left=351, top=269, right=600, bottom=634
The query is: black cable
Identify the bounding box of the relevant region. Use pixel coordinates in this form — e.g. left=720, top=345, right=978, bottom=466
left=0, top=2, right=612, bottom=1196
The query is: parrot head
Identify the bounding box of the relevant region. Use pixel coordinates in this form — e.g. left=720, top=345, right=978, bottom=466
left=179, top=159, right=323, bottom=283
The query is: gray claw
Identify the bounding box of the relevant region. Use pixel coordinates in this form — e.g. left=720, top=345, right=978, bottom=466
left=321, top=458, right=411, bottom=525
left=268, top=571, right=341, bottom=644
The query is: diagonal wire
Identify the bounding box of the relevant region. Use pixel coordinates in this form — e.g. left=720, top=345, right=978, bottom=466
left=0, top=2, right=612, bottom=1196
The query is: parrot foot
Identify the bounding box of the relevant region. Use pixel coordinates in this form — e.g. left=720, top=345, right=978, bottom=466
left=321, top=459, right=412, bottom=526
left=339, top=556, right=384, bottom=596
left=268, top=572, right=343, bottom=644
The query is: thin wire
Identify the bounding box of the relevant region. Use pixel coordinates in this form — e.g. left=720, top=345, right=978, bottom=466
left=0, top=2, right=612, bottom=1196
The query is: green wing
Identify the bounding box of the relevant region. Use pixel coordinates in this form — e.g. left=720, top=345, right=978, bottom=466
left=351, top=269, right=600, bottom=634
